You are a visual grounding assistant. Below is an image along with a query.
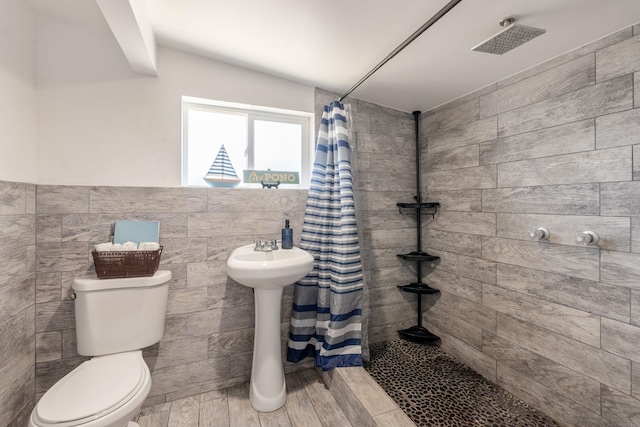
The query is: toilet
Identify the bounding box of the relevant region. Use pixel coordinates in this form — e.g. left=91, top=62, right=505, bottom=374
left=29, top=270, right=172, bottom=427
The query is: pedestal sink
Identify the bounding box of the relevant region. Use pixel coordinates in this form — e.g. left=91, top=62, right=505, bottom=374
left=226, top=244, right=314, bottom=412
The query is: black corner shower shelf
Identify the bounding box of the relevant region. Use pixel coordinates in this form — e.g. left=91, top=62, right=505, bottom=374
left=395, top=198, right=440, bottom=344
left=396, top=202, right=440, bottom=209
left=398, top=325, right=440, bottom=343
left=397, top=251, right=440, bottom=262
left=397, top=202, right=440, bottom=218
left=397, top=282, right=440, bottom=295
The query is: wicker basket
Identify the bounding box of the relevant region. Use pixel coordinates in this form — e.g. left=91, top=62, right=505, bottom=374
left=92, top=246, right=163, bottom=279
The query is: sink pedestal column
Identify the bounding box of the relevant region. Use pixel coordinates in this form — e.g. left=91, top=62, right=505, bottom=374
left=226, top=244, right=314, bottom=412
left=250, top=287, right=286, bottom=412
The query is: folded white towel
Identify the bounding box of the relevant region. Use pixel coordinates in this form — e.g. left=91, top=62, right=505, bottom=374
left=94, top=242, right=114, bottom=252
left=95, top=241, right=158, bottom=251
left=138, top=242, right=160, bottom=251
left=117, top=241, right=139, bottom=251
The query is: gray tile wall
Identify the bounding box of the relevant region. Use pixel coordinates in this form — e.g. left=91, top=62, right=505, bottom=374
left=422, top=25, right=640, bottom=426
left=0, top=181, right=36, bottom=426
left=30, top=185, right=313, bottom=406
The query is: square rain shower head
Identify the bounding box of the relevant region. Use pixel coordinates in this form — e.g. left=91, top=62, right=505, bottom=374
left=472, top=22, right=546, bottom=55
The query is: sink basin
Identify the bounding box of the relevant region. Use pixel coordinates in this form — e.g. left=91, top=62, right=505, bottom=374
left=227, top=244, right=314, bottom=289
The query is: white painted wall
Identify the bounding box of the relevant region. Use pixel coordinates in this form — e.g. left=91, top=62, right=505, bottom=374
left=35, top=13, right=315, bottom=187
left=0, top=0, right=37, bottom=183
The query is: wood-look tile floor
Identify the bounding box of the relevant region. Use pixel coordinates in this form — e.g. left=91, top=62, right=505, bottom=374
left=136, top=368, right=354, bottom=427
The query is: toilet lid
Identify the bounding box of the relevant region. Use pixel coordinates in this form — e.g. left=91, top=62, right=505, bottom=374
left=36, top=352, right=146, bottom=424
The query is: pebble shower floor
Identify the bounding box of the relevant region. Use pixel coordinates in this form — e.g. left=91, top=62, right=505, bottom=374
left=363, top=340, right=560, bottom=427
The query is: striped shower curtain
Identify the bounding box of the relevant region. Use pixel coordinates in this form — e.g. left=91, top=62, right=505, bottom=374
left=287, top=101, right=363, bottom=370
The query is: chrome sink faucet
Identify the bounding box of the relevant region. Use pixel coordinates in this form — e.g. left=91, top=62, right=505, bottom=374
left=254, top=240, right=279, bottom=251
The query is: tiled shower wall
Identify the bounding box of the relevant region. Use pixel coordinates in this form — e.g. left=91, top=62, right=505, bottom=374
left=0, top=90, right=418, bottom=420
left=421, top=24, right=640, bottom=426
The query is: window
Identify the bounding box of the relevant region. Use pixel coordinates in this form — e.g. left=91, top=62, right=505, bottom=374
left=182, top=96, right=313, bottom=189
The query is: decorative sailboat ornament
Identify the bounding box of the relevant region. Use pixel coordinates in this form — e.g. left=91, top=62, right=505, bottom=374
left=203, top=144, right=241, bottom=188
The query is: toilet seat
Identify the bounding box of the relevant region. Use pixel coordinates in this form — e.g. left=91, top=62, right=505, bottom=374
left=33, top=352, right=148, bottom=426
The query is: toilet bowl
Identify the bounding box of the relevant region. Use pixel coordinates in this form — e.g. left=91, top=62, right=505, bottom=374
left=29, top=351, right=150, bottom=427
left=28, top=270, right=172, bottom=427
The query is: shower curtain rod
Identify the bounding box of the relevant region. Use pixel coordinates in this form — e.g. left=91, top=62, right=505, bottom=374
left=338, top=0, right=463, bottom=102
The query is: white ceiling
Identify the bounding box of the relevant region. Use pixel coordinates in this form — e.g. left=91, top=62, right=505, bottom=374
left=29, top=0, right=640, bottom=113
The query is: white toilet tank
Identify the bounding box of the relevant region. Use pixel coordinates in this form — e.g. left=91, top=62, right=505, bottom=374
left=72, top=270, right=172, bottom=356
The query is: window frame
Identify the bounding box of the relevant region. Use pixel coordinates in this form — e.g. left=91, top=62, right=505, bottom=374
left=181, top=96, right=314, bottom=189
